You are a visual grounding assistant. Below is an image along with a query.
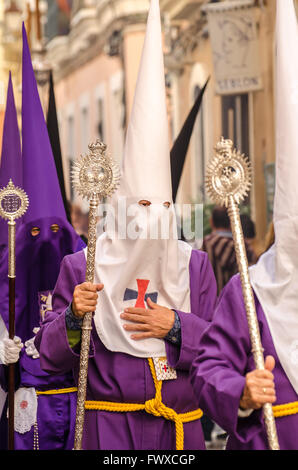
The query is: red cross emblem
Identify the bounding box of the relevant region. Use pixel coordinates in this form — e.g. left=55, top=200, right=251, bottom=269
left=135, top=279, right=149, bottom=308
left=123, top=280, right=158, bottom=307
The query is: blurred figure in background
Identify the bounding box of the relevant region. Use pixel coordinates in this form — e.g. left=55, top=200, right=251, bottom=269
left=68, top=202, right=89, bottom=244
left=202, top=206, right=254, bottom=295
left=202, top=206, right=235, bottom=294
left=240, top=214, right=264, bottom=264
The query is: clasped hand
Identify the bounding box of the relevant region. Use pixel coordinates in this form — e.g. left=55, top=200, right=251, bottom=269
left=120, top=298, right=175, bottom=340
left=240, top=356, right=277, bottom=410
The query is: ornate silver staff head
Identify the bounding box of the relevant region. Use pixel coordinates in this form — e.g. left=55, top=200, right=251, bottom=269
left=205, top=137, right=252, bottom=207
left=72, top=140, right=121, bottom=201
left=0, top=179, right=29, bottom=222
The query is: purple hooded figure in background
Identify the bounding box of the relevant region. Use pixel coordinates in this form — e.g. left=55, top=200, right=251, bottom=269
left=0, top=25, right=85, bottom=450
left=0, top=24, right=85, bottom=344
left=11, top=24, right=85, bottom=343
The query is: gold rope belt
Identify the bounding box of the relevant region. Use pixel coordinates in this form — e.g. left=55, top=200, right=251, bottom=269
left=36, top=387, right=78, bottom=396
left=273, top=401, right=298, bottom=418
left=85, top=358, right=203, bottom=450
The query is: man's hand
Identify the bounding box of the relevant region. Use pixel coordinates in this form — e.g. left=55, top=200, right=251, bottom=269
left=120, top=297, right=175, bottom=340
left=72, top=282, right=104, bottom=319
left=239, top=356, right=277, bottom=410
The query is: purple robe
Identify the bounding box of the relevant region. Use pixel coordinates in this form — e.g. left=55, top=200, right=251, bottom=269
left=190, top=274, right=298, bottom=450
left=0, top=351, right=77, bottom=450
left=35, top=249, right=217, bottom=450
left=16, top=351, right=76, bottom=450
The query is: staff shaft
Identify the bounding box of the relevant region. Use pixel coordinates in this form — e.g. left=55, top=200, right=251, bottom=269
left=8, top=221, right=16, bottom=450
left=228, top=197, right=280, bottom=450
left=74, top=197, right=99, bottom=450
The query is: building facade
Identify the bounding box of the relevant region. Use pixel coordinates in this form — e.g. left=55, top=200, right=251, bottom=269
left=0, top=0, right=23, bottom=149
left=0, top=0, right=50, bottom=149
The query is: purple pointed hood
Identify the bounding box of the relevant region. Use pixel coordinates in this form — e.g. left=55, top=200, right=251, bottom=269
left=0, top=26, right=85, bottom=342
left=22, top=23, right=66, bottom=224
left=0, top=73, right=22, bottom=252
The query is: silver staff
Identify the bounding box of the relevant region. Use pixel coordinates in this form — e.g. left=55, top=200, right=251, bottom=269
left=71, top=140, right=120, bottom=450
left=205, top=137, right=280, bottom=451
left=0, top=179, right=29, bottom=450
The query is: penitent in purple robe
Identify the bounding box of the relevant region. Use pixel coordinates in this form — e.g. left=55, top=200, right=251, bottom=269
left=35, top=249, right=217, bottom=450
left=0, top=25, right=85, bottom=451
left=190, top=274, right=298, bottom=450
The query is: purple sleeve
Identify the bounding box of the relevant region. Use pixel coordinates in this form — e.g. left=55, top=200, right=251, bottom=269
left=190, top=275, right=263, bottom=443
left=35, top=254, right=94, bottom=375
left=166, top=250, right=217, bottom=370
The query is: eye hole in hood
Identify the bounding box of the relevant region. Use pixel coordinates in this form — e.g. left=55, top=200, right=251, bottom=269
left=138, top=200, right=171, bottom=208
left=31, top=227, right=40, bottom=237
left=51, top=224, right=60, bottom=233
left=138, top=200, right=151, bottom=207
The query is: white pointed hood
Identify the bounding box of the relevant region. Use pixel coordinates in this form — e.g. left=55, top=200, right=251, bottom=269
left=118, top=0, right=172, bottom=202
left=89, top=0, right=192, bottom=358
left=249, top=0, right=298, bottom=393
